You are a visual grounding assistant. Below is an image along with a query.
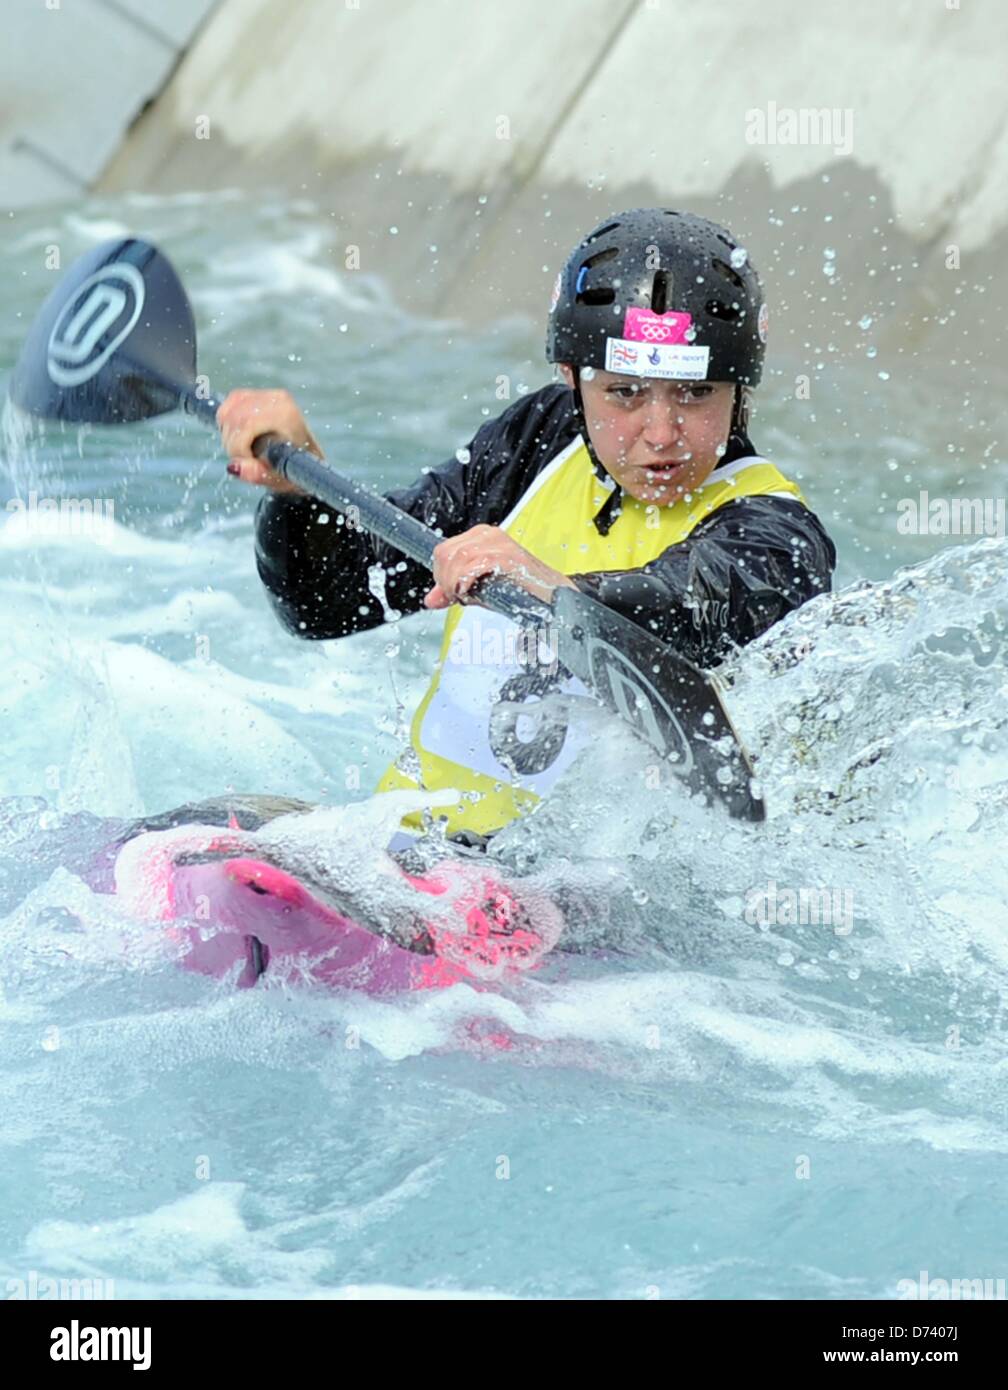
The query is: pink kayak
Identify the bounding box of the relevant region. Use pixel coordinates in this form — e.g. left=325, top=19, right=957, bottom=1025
left=107, top=799, right=565, bottom=995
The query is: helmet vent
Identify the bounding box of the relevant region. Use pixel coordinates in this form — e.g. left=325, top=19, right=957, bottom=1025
left=706, top=297, right=745, bottom=323
left=711, top=257, right=747, bottom=293
left=576, top=246, right=619, bottom=304
left=587, top=221, right=621, bottom=243
left=579, top=287, right=616, bottom=305
left=650, top=270, right=669, bottom=313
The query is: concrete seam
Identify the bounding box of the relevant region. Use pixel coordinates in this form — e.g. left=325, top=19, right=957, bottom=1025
left=85, top=0, right=185, bottom=52
left=502, top=0, right=642, bottom=193
left=88, top=1, right=224, bottom=193
left=9, top=135, right=88, bottom=189
left=444, top=0, right=642, bottom=308
left=913, top=116, right=1007, bottom=254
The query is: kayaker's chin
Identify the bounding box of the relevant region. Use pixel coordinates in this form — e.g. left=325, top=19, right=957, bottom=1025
left=620, top=461, right=692, bottom=503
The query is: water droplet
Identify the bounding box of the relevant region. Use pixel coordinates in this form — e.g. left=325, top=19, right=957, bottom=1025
left=858, top=314, right=873, bottom=330
left=730, top=247, right=748, bottom=269
left=455, top=447, right=471, bottom=464
left=878, top=370, right=890, bottom=381
left=632, top=888, right=649, bottom=905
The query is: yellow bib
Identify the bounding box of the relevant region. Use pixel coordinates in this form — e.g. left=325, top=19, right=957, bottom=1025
left=377, top=439, right=803, bottom=835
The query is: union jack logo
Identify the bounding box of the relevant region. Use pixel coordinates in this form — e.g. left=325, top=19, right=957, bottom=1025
left=609, top=342, right=638, bottom=367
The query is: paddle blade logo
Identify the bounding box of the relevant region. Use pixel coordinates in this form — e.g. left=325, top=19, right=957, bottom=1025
left=46, top=263, right=146, bottom=387
left=585, top=635, right=694, bottom=772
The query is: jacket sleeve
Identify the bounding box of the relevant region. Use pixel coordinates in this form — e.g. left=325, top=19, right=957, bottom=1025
left=253, top=385, right=577, bottom=640
left=568, top=495, right=836, bottom=667
left=253, top=464, right=465, bottom=641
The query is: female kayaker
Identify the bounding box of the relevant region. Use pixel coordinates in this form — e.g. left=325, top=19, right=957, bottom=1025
left=218, top=208, right=836, bottom=840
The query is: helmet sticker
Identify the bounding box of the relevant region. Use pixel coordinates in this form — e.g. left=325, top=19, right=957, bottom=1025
left=549, top=272, right=562, bottom=314
left=604, top=338, right=710, bottom=380
left=757, top=301, right=769, bottom=344
left=623, top=307, right=692, bottom=345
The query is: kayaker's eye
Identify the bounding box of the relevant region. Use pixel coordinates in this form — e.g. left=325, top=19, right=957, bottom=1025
left=606, top=385, right=643, bottom=404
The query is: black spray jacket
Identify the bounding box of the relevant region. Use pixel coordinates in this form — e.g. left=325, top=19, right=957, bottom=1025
left=254, top=383, right=836, bottom=669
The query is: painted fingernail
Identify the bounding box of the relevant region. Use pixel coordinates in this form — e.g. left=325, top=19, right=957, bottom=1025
left=226, top=461, right=240, bottom=476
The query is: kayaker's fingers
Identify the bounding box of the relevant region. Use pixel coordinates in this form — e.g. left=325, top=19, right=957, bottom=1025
left=227, top=456, right=288, bottom=488
left=423, top=584, right=452, bottom=610
left=217, top=388, right=315, bottom=495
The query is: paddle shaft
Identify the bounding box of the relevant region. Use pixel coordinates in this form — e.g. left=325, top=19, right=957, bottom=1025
left=181, top=386, right=553, bottom=624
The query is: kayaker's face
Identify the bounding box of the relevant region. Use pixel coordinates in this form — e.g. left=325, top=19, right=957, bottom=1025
left=560, top=365, right=735, bottom=504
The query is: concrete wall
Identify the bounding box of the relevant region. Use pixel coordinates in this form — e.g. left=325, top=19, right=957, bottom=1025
left=15, top=0, right=1008, bottom=363
left=0, top=0, right=218, bottom=208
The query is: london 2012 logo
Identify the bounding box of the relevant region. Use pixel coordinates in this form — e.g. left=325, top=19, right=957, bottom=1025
left=46, top=263, right=146, bottom=387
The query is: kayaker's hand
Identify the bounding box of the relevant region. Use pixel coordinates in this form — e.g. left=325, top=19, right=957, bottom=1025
left=217, top=389, right=322, bottom=495
left=424, top=525, right=577, bottom=609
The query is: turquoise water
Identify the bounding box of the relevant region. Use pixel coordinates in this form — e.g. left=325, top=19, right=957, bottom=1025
left=1, top=192, right=1007, bottom=1299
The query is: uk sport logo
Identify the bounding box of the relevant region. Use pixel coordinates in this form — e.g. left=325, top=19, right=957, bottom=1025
left=47, top=263, right=146, bottom=387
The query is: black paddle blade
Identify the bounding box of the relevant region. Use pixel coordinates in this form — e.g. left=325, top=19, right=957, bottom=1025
left=8, top=238, right=196, bottom=424
left=552, top=586, right=765, bottom=821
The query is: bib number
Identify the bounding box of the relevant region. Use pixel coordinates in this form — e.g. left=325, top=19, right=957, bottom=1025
left=487, top=665, right=571, bottom=776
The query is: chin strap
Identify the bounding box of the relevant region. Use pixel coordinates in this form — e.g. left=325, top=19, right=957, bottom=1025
left=729, top=383, right=751, bottom=441
left=570, top=371, right=624, bottom=537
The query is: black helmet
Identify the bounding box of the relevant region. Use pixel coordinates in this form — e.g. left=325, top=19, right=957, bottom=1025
left=546, top=208, right=767, bottom=386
